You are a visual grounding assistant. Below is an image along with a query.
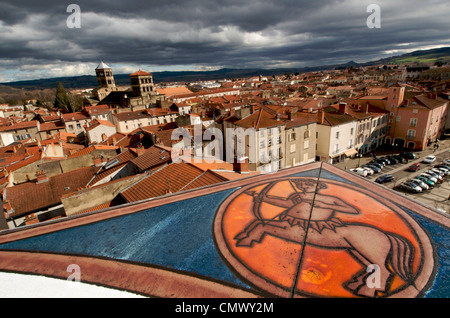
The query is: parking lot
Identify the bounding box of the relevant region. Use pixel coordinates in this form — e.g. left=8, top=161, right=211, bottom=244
left=338, top=140, right=450, bottom=214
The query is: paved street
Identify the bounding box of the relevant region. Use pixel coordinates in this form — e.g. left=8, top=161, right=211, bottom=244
left=335, top=139, right=450, bottom=214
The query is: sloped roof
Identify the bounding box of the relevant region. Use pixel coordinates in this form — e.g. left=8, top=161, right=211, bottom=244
left=231, top=108, right=284, bottom=129
left=3, top=166, right=98, bottom=217
left=120, top=162, right=211, bottom=202
left=129, top=70, right=152, bottom=77
left=130, top=145, right=171, bottom=172
left=96, top=61, right=111, bottom=70
left=67, top=145, right=119, bottom=158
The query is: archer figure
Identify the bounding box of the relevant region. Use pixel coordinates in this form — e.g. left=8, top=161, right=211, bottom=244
left=234, top=178, right=415, bottom=297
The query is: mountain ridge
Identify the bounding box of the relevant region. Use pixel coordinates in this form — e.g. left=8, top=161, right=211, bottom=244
left=2, top=47, right=449, bottom=90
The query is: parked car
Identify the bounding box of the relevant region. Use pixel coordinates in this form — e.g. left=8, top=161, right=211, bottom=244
left=423, top=155, right=436, bottom=164
left=416, top=176, right=435, bottom=188
left=409, top=178, right=429, bottom=191
left=384, top=156, right=398, bottom=165
left=375, top=158, right=389, bottom=165
left=362, top=164, right=381, bottom=173
left=399, top=182, right=422, bottom=193
left=430, top=168, right=445, bottom=177
left=435, top=165, right=450, bottom=175
left=350, top=167, right=368, bottom=177
left=443, top=159, right=450, bottom=165
left=435, top=167, right=449, bottom=176
left=375, top=174, right=395, bottom=184
left=435, top=164, right=450, bottom=171
left=393, top=155, right=407, bottom=163
left=369, top=161, right=384, bottom=169
left=408, top=163, right=421, bottom=172
left=425, top=170, right=443, bottom=182
left=420, top=173, right=438, bottom=184
left=400, top=152, right=417, bottom=160
left=362, top=167, right=374, bottom=175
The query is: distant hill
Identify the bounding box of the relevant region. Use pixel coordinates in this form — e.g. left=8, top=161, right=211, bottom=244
left=365, top=47, right=450, bottom=66
left=1, top=47, right=449, bottom=90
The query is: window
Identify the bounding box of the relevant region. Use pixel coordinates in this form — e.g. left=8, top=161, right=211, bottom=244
left=413, top=109, right=418, bottom=114
left=410, top=118, right=417, bottom=127
left=396, top=116, right=401, bottom=122
left=304, top=130, right=310, bottom=139
left=290, top=144, right=296, bottom=153
left=303, top=153, right=309, bottom=162
left=304, top=139, right=309, bottom=149
left=68, top=125, right=74, bottom=130
left=334, top=143, right=339, bottom=153
left=76, top=124, right=81, bottom=130
left=260, top=139, right=265, bottom=149
left=407, top=129, right=416, bottom=139
left=336, top=131, right=340, bottom=139
left=350, top=128, right=354, bottom=135
left=288, top=132, right=296, bottom=142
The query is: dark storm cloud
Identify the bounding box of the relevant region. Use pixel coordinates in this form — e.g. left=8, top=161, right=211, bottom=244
left=0, top=0, right=449, bottom=81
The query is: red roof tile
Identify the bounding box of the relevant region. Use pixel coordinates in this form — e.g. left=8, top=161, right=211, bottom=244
left=67, top=145, right=119, bottom=158
left=130, top=145, right=171, bottom=172
left=129, top=70, right=152, bottom=77
left=3, top=166, right=98, bottom=217
left=120, top=162, right=209, bottom=203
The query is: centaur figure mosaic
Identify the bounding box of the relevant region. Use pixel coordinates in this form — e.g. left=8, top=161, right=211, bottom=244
left=234, top=178, right=415, bottom=297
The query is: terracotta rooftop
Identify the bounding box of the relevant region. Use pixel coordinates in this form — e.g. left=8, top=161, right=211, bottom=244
left=156, top=86, right=193, bottom=97
left=120, top=162, right=223, bottom=203
left=130, top=145, right=171, bottom=172
left=62, top=112, right=90, bottom=122
left=129, top=70, right=152, bottom=77
left=2, top=165, right=98, bottom=217
left=84, top=105, right=111, bottom=115
left=39, top=121, right=65, bottom=132
left=405, top=94, right=448, bottom=110
left=0, top=120, right=38, bottom=132
left=67, top=145, right=119, bottom=158
left=231, top=108, right=284, bottom=129
left=85, top=119, right=115, bottom=131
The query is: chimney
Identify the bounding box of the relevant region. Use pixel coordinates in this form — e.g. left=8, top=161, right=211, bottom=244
left=36, top=170, right=49, bottom=183
left=339, top=102, right=348, bottom=114
left=234, top=157, right=249, bottom=174
left=317, top=109, right=325, bottom=124
left=288, top=111, right=294, bottom=121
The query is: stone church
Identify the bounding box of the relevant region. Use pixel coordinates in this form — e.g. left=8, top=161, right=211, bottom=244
left=87, top=61, right=166, bottom=111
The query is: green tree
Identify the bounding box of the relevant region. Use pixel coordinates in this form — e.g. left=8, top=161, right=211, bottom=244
left=54, top=82, right=72, bottom=112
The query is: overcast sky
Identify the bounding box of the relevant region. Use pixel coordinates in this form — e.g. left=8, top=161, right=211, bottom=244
left=0, top=0, right=449, bottom=82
